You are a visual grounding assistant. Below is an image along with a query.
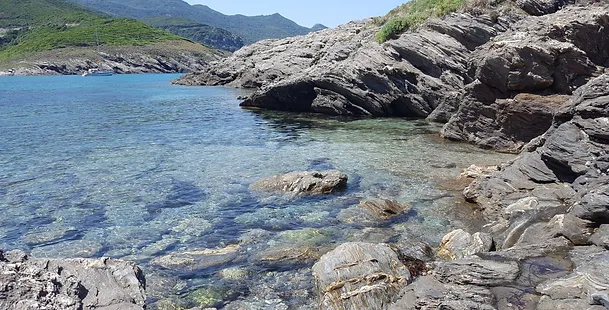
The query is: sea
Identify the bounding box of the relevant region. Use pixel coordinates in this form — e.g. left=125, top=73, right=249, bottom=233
left=0, top=74, right=513, bottom=309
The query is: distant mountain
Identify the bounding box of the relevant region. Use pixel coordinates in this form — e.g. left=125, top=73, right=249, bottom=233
left=311, top=24, right=329, bottom=32
left=66, top=0, right=324, bottom=44
left=0, top=0, right=223, bottom=73
left=142, top=16, right=244, bottom=52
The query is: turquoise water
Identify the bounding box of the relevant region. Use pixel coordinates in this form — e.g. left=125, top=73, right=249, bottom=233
left=0, top=74, right=513, bottom=309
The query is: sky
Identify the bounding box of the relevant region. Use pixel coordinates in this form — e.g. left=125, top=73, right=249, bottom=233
left=184, top=0, right=407, bottom=28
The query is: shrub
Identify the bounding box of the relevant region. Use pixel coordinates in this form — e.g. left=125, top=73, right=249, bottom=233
left=375, top=0, right=466, bottom=43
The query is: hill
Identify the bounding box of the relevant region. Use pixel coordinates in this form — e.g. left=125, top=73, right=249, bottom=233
left=0, top=0, right=224, bottom=74
left=141, top=16, right=244, bottom=52
left=66, top=0, right=325, bottom=44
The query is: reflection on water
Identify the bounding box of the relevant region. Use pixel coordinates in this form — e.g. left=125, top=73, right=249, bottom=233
left=0, top=74, right=514, bottom=309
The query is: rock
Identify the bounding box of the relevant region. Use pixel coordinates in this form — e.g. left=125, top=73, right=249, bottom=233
left=5, top=41, right=223, bottom=76
left=441, top=4, right=607, bottom=151
left=434, top=258, right=520, bottom=286
left=312, top=242, right=410, bottom=310
left=477, top=236, right=573, bottom=261
left=590, top=225, right=609, bottom=249
left=516, top=0, right=575, bottom=16
left=149, top=244, right=240, bottom=271
left=436, top=229, right=494, bottom=260
left=391, top=239, right=435, bottom=263
left=250, top=246, right=329, bottom=270
left=0, top=250, right=146, bottom=310
left=337, top=199, right=411, bottom=224
left=460, top=164, right=499, bottom=179
left=591, top=292, right=609, bottom=309
left=542, top=214, right=593, bottom=245
left=250, top=170, right=347, bottom=195
left=389, top=275, right=496, bottom=310
left=465, top=73, right=609, bottom=220
left=537, top=246, right=609, bottom=305
left=441, top=94, right=569, bottom=152
left=537, top=295, right=605, bottom=310
left=177, top=14, right=508, bottom=119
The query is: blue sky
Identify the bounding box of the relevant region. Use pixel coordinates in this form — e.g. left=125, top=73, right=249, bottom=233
left=184, top=0, right=407, bottom=28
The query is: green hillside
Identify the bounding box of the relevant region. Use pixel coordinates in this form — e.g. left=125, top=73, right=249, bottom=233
left=142, top=16, right=244, bottom=52
left=67, top=0, right=325, bottom=44
left=0, top=0, right=184, bottom=60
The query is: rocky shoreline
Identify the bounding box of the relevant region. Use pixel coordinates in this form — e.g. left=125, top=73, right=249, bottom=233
left=172, top=0, right=609, bottom=308
left=3, top=0, right=609, bottom=309
left=0, top=40, right=225, bottom=76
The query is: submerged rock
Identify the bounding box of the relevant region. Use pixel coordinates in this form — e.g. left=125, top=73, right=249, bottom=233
left=338, top=199, right=411, bottom=224
left=0, top=250, right=146, bottom=310
left=250, top=170, right=347, bottom=195
left=149, top=244, right=241, bottom=271
left=312, top=242, right=410, bottom=310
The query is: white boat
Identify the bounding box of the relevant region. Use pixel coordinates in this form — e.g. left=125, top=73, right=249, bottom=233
left=82, top=68, right=113, bottom=76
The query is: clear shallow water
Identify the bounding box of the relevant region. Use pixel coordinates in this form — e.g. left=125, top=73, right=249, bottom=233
left=0, top=74, right=513, bottom=309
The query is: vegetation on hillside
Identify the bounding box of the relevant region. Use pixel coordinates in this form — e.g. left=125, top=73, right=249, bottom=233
left=0, top=0, right=185, bottom=60
left=67, top=0, right=322, bottom=44
left=142, top=16, right=244, bottom=52
left=374, top=0, right=466, bottom=43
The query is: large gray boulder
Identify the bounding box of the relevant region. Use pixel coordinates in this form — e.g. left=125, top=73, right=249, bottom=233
left=0, top=250, right=146, bottom=310
left=312, top=242, right=410, bottom=310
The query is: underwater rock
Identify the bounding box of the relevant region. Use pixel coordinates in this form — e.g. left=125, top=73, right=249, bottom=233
left=250, top=170, right=347, bottom=195
left=149, top=244, right=241, bottom=271
left=337, top=199, right=411, bottom=224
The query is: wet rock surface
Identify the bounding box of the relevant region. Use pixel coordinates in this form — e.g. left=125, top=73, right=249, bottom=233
left=0, top=250, right=146, bottom=310
left=250, top=170, right=348, bottom=195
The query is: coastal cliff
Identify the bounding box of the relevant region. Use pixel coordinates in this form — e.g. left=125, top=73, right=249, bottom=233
left=0, top=40, right=225, bottom=76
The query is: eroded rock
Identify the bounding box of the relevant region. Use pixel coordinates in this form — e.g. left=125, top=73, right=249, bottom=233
left=337, top=199, right=411, bottom=224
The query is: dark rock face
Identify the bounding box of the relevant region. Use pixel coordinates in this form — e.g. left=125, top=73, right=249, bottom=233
left=517, top=0, right=575, bottom=16
left=466, top=74, right=609, bottom=222
left=0, top=250, right=146, bottom=310
left=441, top=93, right=569, bottom=152
left=176, top=15, right=507, bottom=119
left=250, top=170, right=348, bottom=195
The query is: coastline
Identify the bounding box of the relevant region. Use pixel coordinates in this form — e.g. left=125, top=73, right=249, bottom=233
left=2, top=0, right=609, bottom=309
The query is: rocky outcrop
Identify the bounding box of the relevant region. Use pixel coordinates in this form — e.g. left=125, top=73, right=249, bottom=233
left=176, top=14, right=509, bottom=119
left=312, top=242, right=410, bottom=310
left=0, top=41, right=224, bottom=76
left=0, top=250, right=146, bottom=310
left=176, top=2, right=609, bottom=152
left=466, top=73, right=609, bottom=222
left=250, top=170, right=348, bottom=195
left=441, top=4, right=607, bottom=151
